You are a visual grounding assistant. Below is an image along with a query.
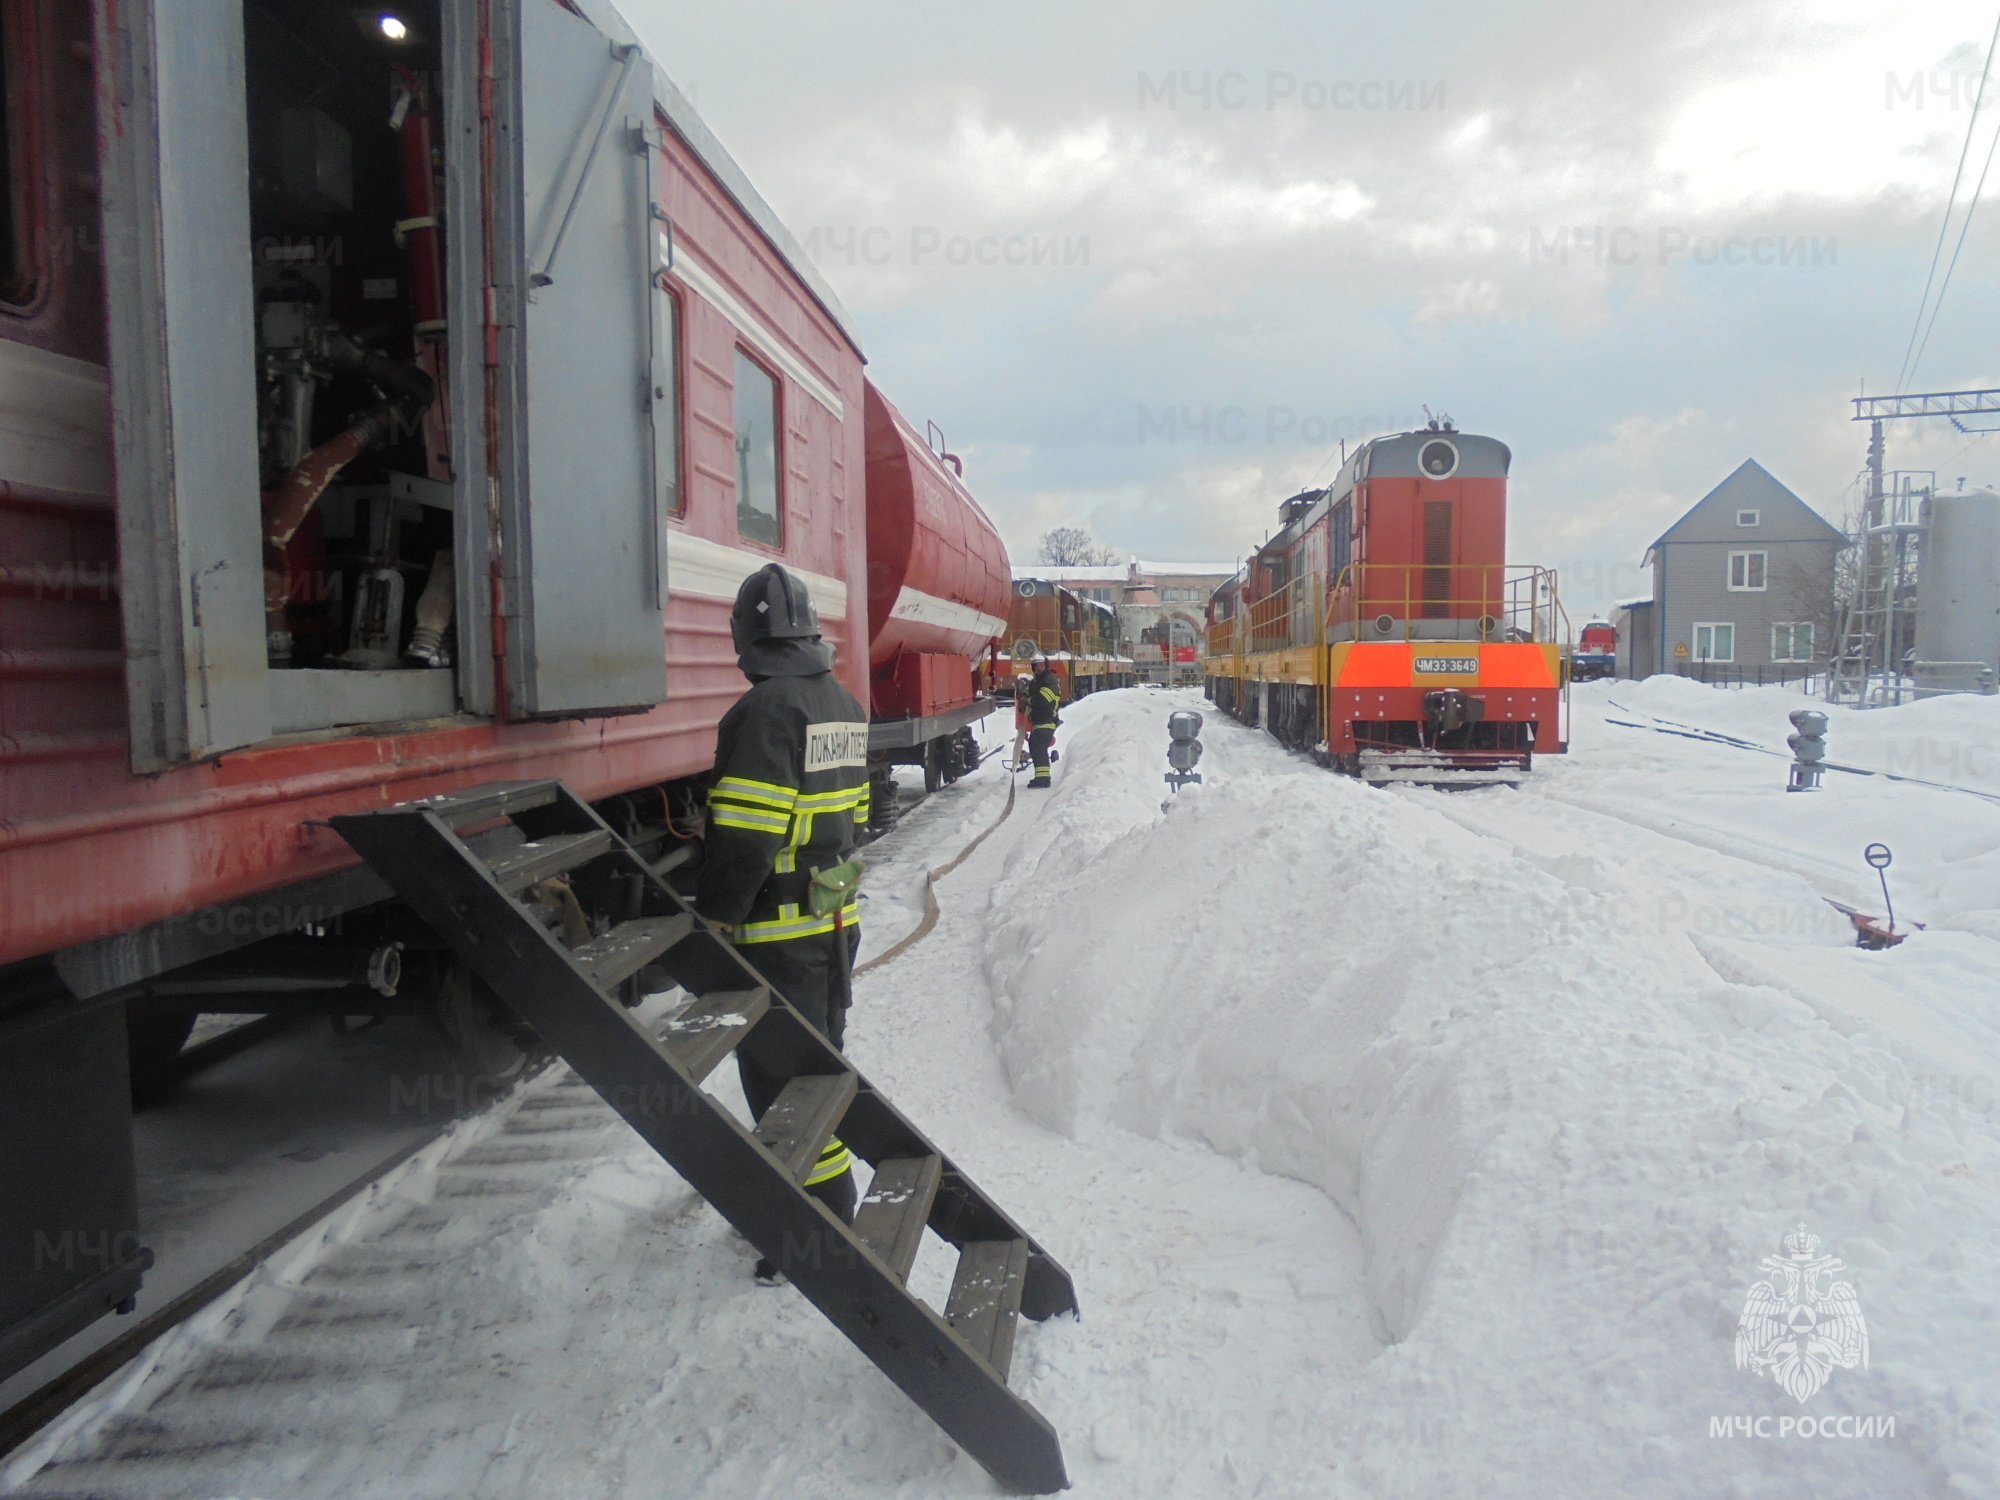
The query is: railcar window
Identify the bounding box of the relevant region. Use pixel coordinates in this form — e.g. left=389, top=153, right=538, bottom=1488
left=733, top=349, right=780, bottom=546
left=655, top=286, right=682, bottom=515
left=0, top=5, right=28, bottom=304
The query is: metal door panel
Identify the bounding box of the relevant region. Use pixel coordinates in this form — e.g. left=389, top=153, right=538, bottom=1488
left=96, top=0, right=270, bottom=767
left=503, top=0, right=665, bottom=715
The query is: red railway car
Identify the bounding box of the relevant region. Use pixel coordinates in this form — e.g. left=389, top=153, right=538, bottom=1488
left=1203, top=423, right=1567, bottom=781
left=0, top=0, right=1004, bottom=1381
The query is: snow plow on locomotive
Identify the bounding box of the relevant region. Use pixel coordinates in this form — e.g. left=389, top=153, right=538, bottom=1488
left=1203, top=424, right=1568, bottom=784
left=0, top=0, right=1029, bottom=1431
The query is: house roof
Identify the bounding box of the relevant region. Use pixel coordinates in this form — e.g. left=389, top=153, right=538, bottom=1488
left=1013, top=561, right=1238, bottom=585
left=1017, top=565, right=1131, bottom=584
left=1647, top=458, right=1847, bottom=555
left=1139, top=562, right=1238, bottom=578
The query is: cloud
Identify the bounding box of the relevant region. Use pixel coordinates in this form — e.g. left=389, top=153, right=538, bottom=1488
left=621, top=0, right=2000, bottom=582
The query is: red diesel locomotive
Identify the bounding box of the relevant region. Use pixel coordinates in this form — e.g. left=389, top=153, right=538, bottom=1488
left=1203, top=422, right=1568, bottom=781
left=0, top=0, right=1008, bottom=1382
left=994, top=578, right=1135, bottom=702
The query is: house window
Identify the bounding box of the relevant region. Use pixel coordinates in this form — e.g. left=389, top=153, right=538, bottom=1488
left=733, top=350, right=781, bottom=546
left=1693, top=622, right=1735, bottom=662
left=1772, top=622, right=1815, bottom=662
left=1736, top=509, right=1760, bottom=527
left=1727, top=550, right=1767, bottom=590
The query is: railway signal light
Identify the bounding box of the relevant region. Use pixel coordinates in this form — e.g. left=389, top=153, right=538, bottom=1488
left=1786, top=709, right=1828, bottom=791
left=1165, top=710, right=1204, bottom=791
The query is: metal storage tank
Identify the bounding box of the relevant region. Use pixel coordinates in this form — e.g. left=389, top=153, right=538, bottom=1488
left=862, top=382, right=1011, bottom=727
left=1914, top=489, right=2000, bottom=696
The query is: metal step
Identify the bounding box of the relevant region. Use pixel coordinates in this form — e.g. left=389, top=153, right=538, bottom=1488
left=658, top=987, right=771, bottom=1084
left=485, top=829, right=616, bottom=893
left=753, top=1073, right=858, bottom=1182
left=572, top=913, right=696, bottom=990
left=946, top=1238, right=1032, bottom=1379
left=854, top=1155, right=942, bottom=1282
left=408, top=779, right=559, bottom=830
left=330, top=779, right=1076, bottom=1493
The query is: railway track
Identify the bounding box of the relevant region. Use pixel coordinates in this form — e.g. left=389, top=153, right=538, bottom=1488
left=2, top=1068, right=616, bottom=1498
left=0, top=1006, right=545, bottom=1474
left=0, top=763, right=1003, bottom=1487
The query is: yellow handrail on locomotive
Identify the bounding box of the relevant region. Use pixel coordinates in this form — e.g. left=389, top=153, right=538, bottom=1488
left=1202, top=613, right=1240, bottom=665
left=1243, top=571, right=1327, bottom=654
left=1319, top=563, right=1570, bottom=647
left=1007, top=626, right=1119, bottom=661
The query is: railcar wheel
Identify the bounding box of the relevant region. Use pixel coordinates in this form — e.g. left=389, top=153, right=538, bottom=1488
left=433, top=957, right=541, bottom=1090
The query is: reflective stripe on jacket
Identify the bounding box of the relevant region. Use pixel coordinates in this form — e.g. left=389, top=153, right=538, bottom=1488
left=1025, top=669, right=1062, bottom=728
left=701, top=671, right=871, bottom=944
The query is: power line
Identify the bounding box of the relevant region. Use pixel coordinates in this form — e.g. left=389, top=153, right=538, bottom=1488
left=1910, top=95, right=2000, bottom=387
left=1895, top=7, right=2000, bottom=393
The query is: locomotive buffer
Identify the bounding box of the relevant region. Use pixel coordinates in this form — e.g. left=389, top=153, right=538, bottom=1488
left=330, top=781, right=1073, bottom=1493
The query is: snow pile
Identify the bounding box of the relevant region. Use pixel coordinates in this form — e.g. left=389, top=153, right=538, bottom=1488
left=986, top=689, right=2000, bottom=1496
left=9, top=685, right=1998, bottom=1499
left=1569, top=678, right=2000, bottom=941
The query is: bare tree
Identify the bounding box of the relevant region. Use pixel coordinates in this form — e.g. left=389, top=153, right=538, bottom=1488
left=1778, top=553, right=1841, bottom=662
left=1038, top=526, right=1119, bottom=567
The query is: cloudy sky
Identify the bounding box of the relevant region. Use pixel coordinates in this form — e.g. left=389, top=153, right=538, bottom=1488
left=621, top=0, right=2000, bottom=617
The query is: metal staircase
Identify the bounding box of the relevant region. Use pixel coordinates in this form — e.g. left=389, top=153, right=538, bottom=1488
left=1829, top=470, right=1930, bottom=707
left=331, top=780, right=1075, bottom=1493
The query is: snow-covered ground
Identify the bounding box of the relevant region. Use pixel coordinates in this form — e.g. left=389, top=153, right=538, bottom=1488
left=8, top=682, right=1999, bottom=1499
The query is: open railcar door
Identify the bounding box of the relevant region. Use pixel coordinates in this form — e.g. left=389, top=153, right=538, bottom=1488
left=96, top=0, right=270, bottom=768
left=491, top=0, right=667, bottom=717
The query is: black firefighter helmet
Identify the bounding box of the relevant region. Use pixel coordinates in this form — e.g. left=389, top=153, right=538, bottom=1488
left=731, top=563, right=832, bottom=677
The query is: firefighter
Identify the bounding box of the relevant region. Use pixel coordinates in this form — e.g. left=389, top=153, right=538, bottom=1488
left=1024, top=653, right=1062, bottom=789
left=686, top=564, right=870, bottom=1279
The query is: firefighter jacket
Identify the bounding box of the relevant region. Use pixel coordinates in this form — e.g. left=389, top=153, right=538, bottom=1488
left=1025, top=668, right=1062, bottom=729
left=699, top=670, right=871, bottom=944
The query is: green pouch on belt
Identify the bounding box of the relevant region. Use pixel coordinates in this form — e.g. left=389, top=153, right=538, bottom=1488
left=808, top=859, right=865, bottom=918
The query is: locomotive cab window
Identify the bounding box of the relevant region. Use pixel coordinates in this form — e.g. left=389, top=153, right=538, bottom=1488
left=734, top=348, right=782, bottom=547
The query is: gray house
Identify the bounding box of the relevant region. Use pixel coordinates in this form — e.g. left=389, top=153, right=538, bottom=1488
left=1628, top=460, right=1846, bottom=679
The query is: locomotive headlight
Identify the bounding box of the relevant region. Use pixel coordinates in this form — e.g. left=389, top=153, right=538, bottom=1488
left=1419, top=438, right=1459, bottom=479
